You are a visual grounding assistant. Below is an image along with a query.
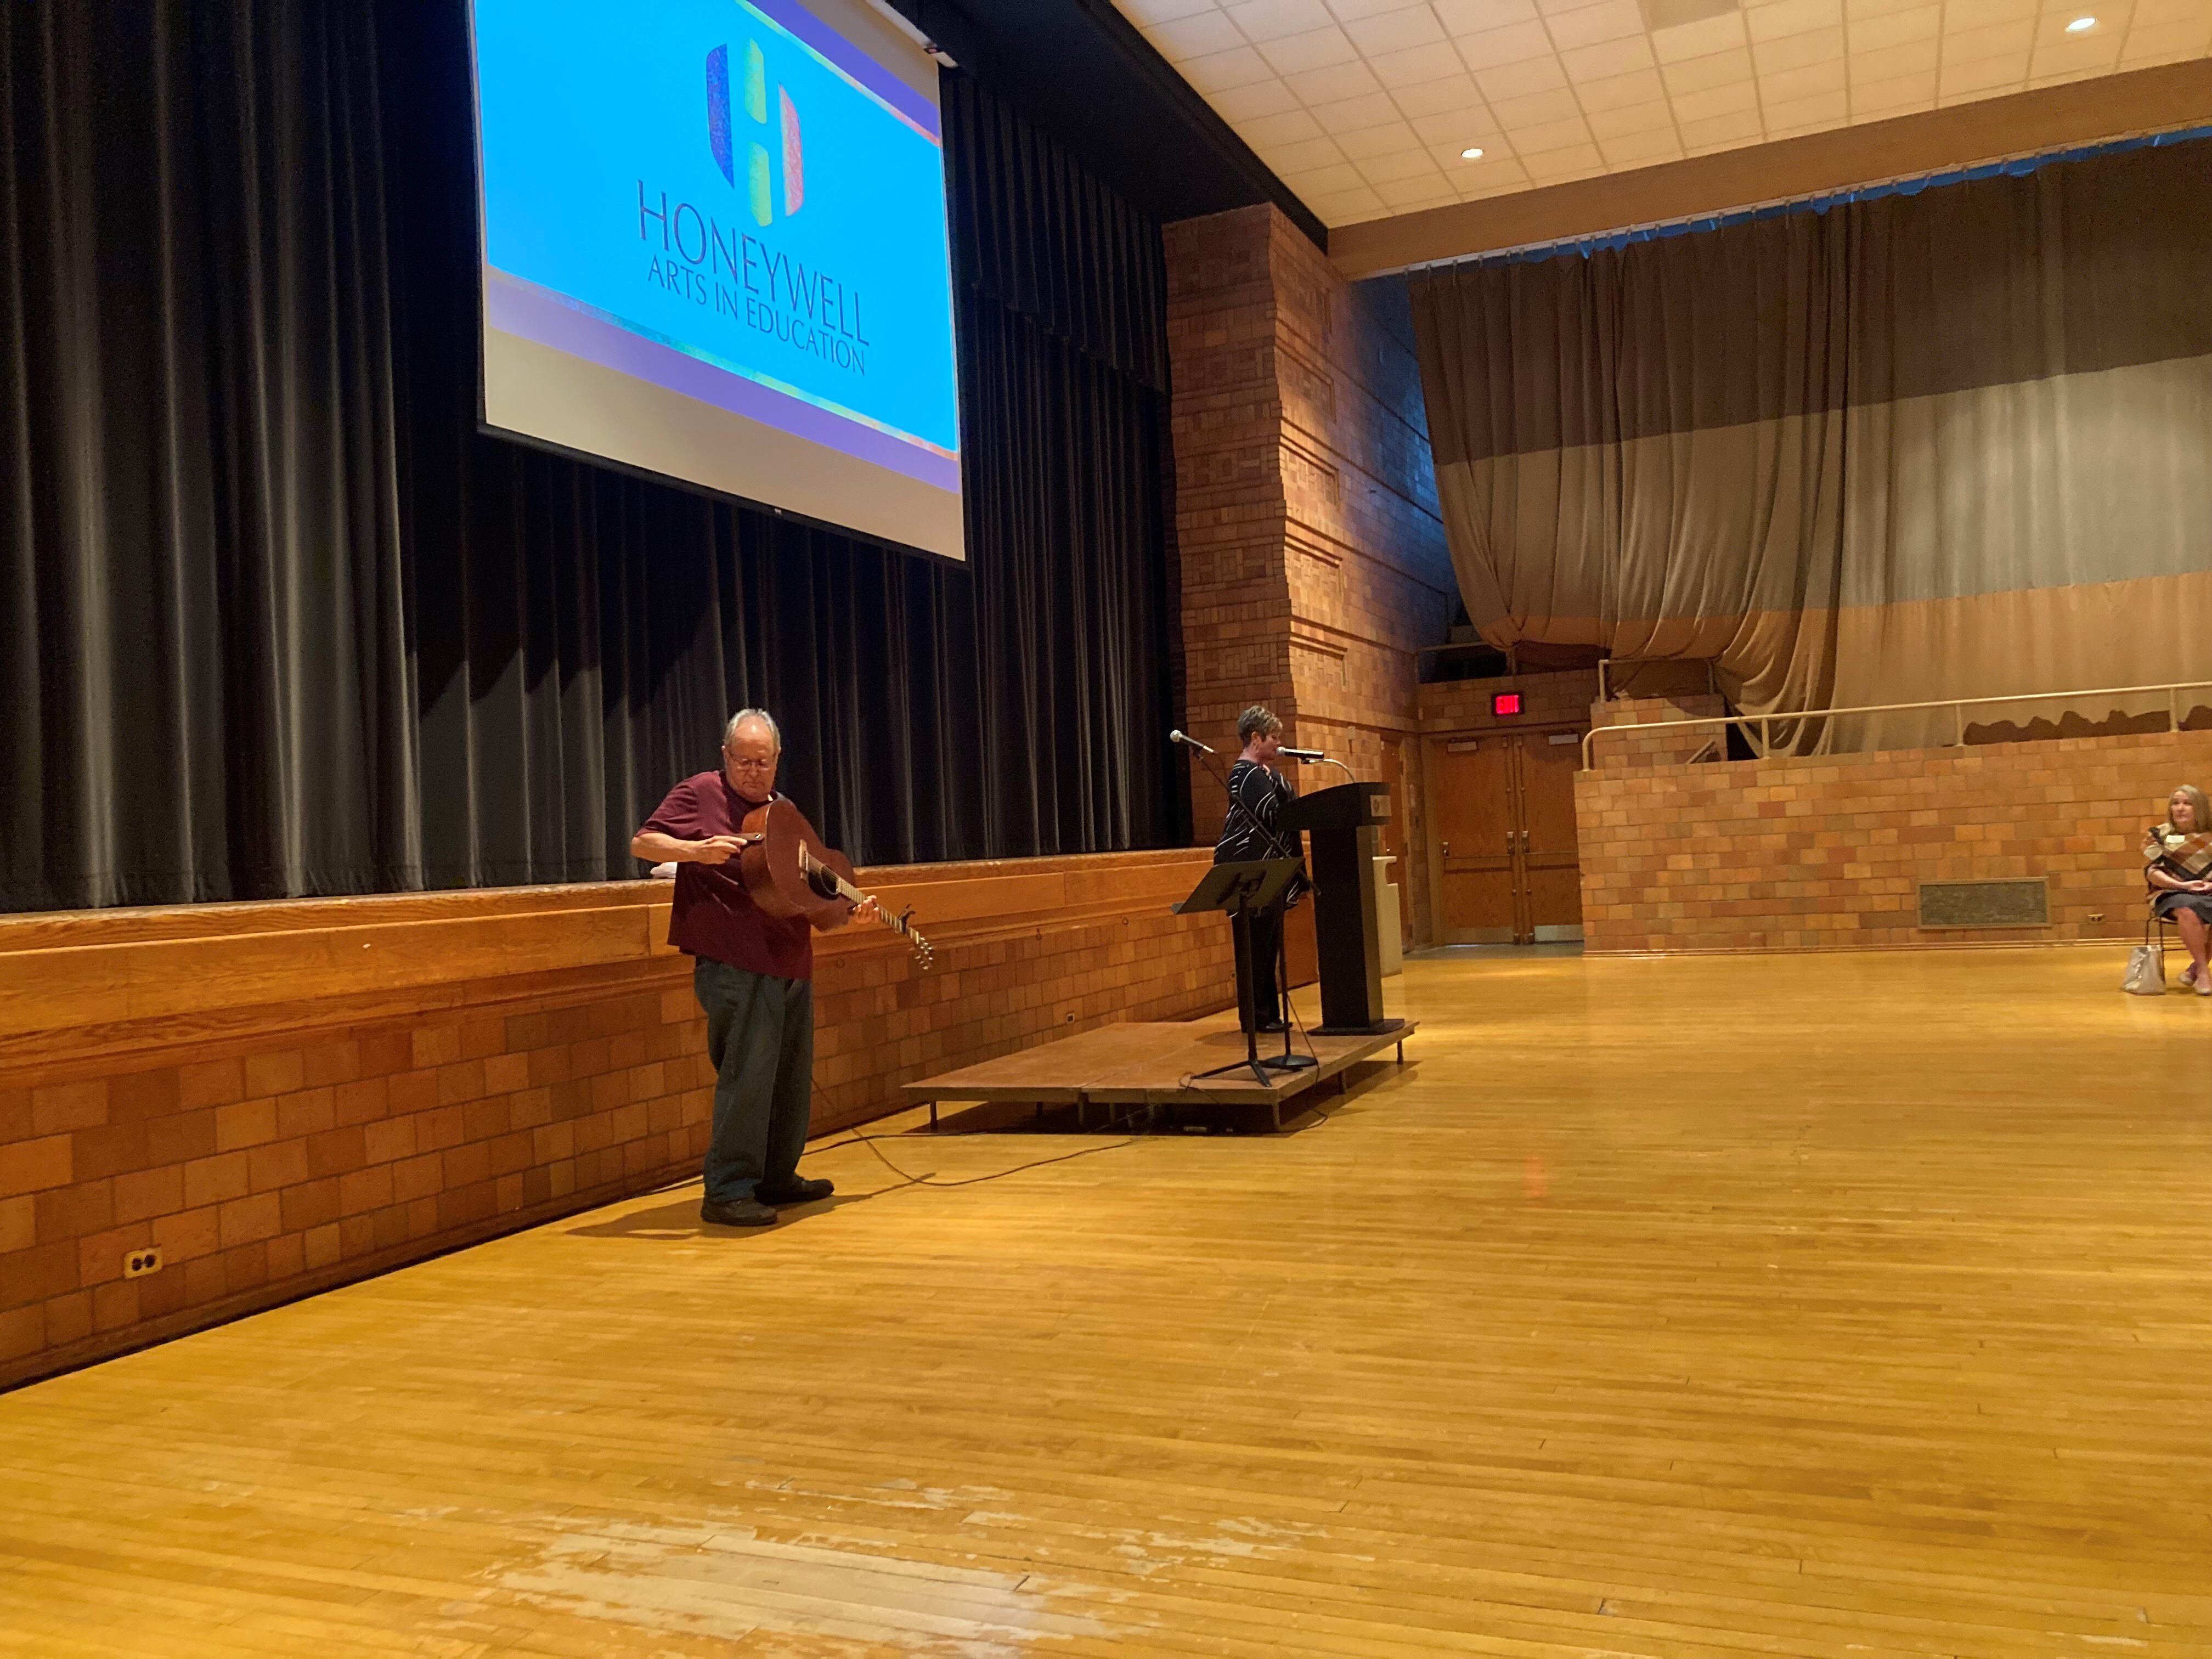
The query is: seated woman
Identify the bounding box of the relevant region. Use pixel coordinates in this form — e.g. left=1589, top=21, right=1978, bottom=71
left=2145, top=785, right=2212, bottom=995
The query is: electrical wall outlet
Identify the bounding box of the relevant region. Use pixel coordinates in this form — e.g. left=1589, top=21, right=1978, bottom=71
left=123, top=1246, right=164, bottom=1279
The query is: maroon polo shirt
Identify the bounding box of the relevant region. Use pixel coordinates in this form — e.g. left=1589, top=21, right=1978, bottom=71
left=639, top=771, right=813, bottom=980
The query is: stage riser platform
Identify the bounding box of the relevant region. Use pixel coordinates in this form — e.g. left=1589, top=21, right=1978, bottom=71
left=904, top=1011, right=1415, bottom=1130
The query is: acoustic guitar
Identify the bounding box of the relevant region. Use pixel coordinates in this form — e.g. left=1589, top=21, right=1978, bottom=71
left=735, top=797, right=934, bottom=968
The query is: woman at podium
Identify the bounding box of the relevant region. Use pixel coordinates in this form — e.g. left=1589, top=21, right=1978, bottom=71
left=1213, top=706, right=1308, bottom=1032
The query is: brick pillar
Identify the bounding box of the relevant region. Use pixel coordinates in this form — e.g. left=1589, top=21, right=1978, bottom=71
left=1163, top=205, right=1456, bottom=941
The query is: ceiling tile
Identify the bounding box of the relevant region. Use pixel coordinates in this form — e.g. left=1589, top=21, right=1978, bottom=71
left=1359, top=146, right=1453, bottom=179
left=1764, top=87, right=1850, bottom=123
left=1146, top=12, right=1252, bottom=55
left=2120, top=16, right=2212, bottom=57
left=1508, top=111, right=1599, bottom=149
left=1432, top=0, right=1545, bottom=31
left=1479, top=55, right=1573, bottom=97
left=1119, top=0, right=1223, bottom=24
left=1755, top=25, right=1846, bottom=70
left=1748, top=0, right=1846, bottom=37
left=1848, top=5, right=1943, bottom=49
left=1367, top=40, right=1476, bottom=83
left=1651, top=10, right=1752, bottom=60
left=1678, top=106, right=1768, bottom=148
left=1177, top=45, right=1281, bottom=91
left=1336, top=117, right=1428, bottom=155
left=1943, top=16, right=2036, bottom=56
left=2032, top=36, right=2125, bottom=72
left=1261, top=134, right=1353, bottom=171
left=1326, top=0, right=1436, bottom=18
left=1224, top=0, right=1341, bottom=41
left=1282, top=159, right=1372, bottom=191
left=1547, top=0, right=1651, bottom=46
left=1564, top=34, right=1662, bottom=76
left=1238, top=107, right=1329, bottom=145
left=1667, top=77, right=1762, bottom=116
left=1424, top=134, right=1506, bottom=168
left=1522, top=143, right=1607, bottom=179
left=1943, top=0, right=2038, bottom=28
left=1455, top=151, right=1535, bottom=182
left=1576, top=64, right=1671, bottom=104
left=1761, top=56, right=1848, bottom=94
left=1492, top=85, right=1587, bottom=122
left=2034, top=8, right=2129, bottom=46
left=1373, top=172, right=1464, bottom=206
left=1848, top=37, right=1941, bottom=77
left=1345, top=6, right=1452, bottom=52
left=1585, top=97, right=1680, bottom=134
left=1391, top=71, right=1491, bottom=112
left=1662, top=45, right=1759, bottom=90
left=1285, top=58, right=1387, bottom=98
left=1327, top=0, right=1440, bottom=18
left=1256, top=23, right=1362, bottom=71
left=1850, top=67, right=1939, bottom=108
left=1304, top=185, right=1387, bottom=225
left=1412, top=106, right=1505, bottom=143
left=1204, top=76, right=1304, bottom=117
left=1453, top=19, right=1558, bottom=63
left=1939, top=49, right=2032, bottom=92
left=1112, top=0, right=2191, bottom=236
left=1600, top=126, right=1690, bottom=164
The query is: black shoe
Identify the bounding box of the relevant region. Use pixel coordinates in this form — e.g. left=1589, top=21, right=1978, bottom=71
left=1255, top=1018, right=1288, bottom=1034
left=754, top=1176, right=834, bottom=1206
left=699, top=1197, right=777, bottom=1227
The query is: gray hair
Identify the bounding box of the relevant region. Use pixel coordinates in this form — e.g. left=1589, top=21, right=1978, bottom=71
left=723, top=708, right=782, bottom=751
left=1237, top=705, right=1282, bottom=744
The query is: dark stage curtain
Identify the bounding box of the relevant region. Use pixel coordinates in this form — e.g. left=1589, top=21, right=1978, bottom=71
left=1, top=1, right=1184, bottom=911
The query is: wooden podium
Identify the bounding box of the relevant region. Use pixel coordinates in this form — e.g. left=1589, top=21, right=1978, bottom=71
left=1278, top=781, right=1402, bottom=1036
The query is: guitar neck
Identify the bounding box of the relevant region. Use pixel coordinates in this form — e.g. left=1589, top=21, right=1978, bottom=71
left=799, top=848, right=916, bottom=940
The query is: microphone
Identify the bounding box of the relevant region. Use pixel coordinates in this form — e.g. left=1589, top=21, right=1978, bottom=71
left=1279, top=746, right=1326, bottom=761
left=1169, top=729, right=1216, bottom=754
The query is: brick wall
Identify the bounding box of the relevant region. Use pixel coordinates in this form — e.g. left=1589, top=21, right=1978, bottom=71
left=1164, top=205, right=1455, bottom=938
left=1591, top=693, right=1730, bottom=768
left=1576, top=729, right=2212, bottom=952
left=0, top=850, right=1232, bottom=1389
left=1419, top=670, right=1600, bottom=734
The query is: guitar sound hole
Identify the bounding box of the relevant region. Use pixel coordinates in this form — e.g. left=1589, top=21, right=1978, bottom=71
left=805, top=868, right=839, bottom=900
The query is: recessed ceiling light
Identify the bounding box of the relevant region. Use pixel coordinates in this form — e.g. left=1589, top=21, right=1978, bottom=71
left=1460, top=146, right=1485, bottom=159
left=2065, top=14, right=2096, bottom=29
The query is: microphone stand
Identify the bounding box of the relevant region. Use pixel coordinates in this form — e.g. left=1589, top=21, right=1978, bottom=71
left=1179, top=740, right=1317, bottom=1075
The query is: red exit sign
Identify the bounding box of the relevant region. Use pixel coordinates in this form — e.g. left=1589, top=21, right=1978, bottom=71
left=1492, top=692, right=1523, bottom=716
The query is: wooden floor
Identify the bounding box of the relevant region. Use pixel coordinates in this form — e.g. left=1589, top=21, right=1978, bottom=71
left=3, top=946, right=2210, bottom=1657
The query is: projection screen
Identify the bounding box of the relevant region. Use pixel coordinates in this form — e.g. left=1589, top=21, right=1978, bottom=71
left=467, top=0, right=965, bottom=560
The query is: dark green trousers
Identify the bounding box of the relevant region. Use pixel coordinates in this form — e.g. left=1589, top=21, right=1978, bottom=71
left=694, top=958, right=814, bottom=1204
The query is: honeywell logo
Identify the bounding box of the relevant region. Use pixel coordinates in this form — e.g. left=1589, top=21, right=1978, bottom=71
left=707, top=41, right=803, bottom=228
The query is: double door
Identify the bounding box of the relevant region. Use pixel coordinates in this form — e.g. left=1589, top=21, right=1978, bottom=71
left=1427, top=729, right=1584, bottom=945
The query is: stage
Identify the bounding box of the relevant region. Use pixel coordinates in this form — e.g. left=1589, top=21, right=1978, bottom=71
left=3, top=947, right=2210, bottom=1657
left=902, top=1008, right=1416, bottom=1130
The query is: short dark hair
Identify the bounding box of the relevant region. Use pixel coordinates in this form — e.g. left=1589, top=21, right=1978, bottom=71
left=1238, top=706, right=1282, bottom=745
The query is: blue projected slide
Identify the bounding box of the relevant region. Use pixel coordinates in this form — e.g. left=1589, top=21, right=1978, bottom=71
left=469, top=0, right=964, bottom=558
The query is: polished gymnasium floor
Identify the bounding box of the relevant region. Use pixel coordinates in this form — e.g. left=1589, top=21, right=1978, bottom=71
left=2, top=947, right=2209, bottom=1657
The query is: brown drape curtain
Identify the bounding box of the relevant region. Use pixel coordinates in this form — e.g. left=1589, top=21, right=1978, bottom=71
left=1409, top=137, right=2212, bottom=754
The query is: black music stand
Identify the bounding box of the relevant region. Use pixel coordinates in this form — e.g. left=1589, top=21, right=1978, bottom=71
left=1173, top=858, right=1315, bottom=1089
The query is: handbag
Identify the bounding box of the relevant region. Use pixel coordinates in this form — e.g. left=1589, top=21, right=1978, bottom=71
left=2123, top=916, right=2165, bottom=996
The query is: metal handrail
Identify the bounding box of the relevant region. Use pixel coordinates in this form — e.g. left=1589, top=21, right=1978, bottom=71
left=1581, top=678, right=2212, bottom=769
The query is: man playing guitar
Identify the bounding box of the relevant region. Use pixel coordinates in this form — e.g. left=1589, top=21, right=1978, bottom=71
left=631, top=709, right=877, bottom=1228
